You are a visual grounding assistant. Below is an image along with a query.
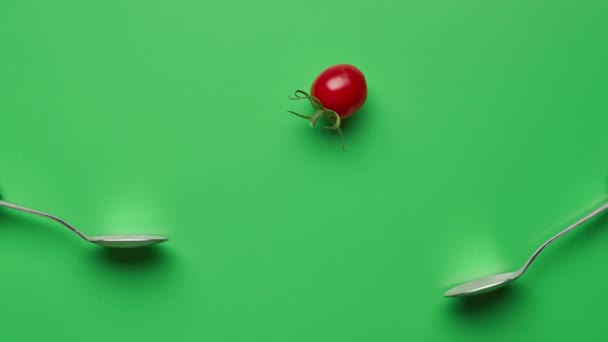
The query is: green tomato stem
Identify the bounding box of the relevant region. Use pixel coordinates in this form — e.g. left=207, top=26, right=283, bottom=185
left=287, top=90, right=347, bottom=151
left=309, top=109, right=326, bottom=128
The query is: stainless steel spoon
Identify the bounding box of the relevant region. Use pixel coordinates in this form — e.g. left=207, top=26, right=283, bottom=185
left=0, top=199, right=168, bottom=248
left=444, top=200, right=608, bottom=297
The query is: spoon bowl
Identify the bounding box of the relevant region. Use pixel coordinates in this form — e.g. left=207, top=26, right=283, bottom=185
left=88, top=235, right=169, bottom=248
left=444, top=271, right=519, bottom=297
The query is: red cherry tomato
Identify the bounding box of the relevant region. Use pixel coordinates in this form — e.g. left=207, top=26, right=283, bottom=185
left=311, top=64, right=367, bottom=119
left=287, top=64, right=367, bottom=150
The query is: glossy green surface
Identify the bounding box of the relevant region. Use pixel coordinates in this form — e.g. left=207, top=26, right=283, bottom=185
left=2, top=0, right=608, bottom=340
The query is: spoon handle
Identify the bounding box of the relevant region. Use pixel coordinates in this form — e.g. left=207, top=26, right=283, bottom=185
left=0, top=200, right=89, bottom=241
left=521, top=200, right=608, bottom=273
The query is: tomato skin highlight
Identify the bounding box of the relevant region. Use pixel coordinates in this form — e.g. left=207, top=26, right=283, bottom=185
left=311, top=64, right=367, bottom=119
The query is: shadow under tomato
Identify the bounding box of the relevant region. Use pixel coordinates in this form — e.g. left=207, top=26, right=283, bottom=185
left=340, top=102, right=366, bottom=133
left=287, top=117, right=346, bottom=152
left=303, top=96, right=375, bottom=151
left=340, top=90, right=374, bottom=138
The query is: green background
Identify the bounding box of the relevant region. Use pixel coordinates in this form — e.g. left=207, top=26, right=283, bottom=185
left=2, top=0, right=608, bottom=340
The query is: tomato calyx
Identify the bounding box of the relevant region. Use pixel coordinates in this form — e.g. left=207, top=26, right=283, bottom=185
left=287, top=90, right=346, bottom=151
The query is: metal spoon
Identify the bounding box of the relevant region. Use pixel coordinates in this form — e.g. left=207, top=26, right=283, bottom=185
left=0, top=199, right=168, bottom=248
left=444, top=200, right=608, bottom=297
